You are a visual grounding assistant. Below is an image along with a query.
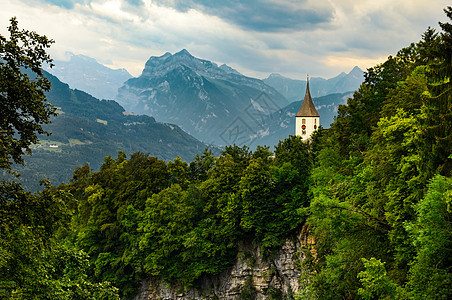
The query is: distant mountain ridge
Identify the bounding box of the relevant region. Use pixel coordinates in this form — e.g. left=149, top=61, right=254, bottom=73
left=253, top=92, right=353, bottom=147
left=44, top=51, right=364, bottom=149
left=116, top=49, right=288, bottom=145
left=4, top=70, right=210, bottom=191
left=45, top=53, right=132, bottom=100
left=263, top=66, right=363, bottom=102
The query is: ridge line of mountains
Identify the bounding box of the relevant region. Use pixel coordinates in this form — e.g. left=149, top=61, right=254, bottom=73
left=45, top=50, right=364, bottom=148
left=6, top=50, right=363, bottom=191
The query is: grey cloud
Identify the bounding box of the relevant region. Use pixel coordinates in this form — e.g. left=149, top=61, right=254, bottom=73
left=152, top=0, right=334, bottom=32
left=121, top=0, right=148, bottom=19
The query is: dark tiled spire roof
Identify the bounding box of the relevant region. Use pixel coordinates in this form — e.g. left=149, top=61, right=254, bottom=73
left=296, top=76, right=319, bottom=117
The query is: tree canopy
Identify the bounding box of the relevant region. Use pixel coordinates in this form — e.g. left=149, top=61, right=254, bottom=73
left=301, top=6, right=452, bottom=299
left=0, top=17, right=56, bottom=170
left=0, top=18, right=119, bottom=299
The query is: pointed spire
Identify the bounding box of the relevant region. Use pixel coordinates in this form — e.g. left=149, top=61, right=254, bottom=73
left=296, top=75, right=319, bottom=117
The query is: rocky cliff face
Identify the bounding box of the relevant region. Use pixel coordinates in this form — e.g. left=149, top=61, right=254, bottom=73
left=134, top=236, right=304, bottom=299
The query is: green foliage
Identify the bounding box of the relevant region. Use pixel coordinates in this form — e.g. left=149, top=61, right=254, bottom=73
left=0, top=19, right=118, bottom=299
left=305, top=192, right=390, bottom=299
left=302, top=7, right=452, bottom=299
left=0, top=181, right=119, bottom=299
left=406, top=175, right=452, bottom=299
left=264, top=286, right=283, bottom=299
left=167, top=156, right=189, bottom=187
left=274, top=135, right=311, bottom=171
left=418, top=9, right=452, bottom=179
left=62, top=135, right=313, bottom=296
left=382, top=66, right=428, bottom=117
left=0, top=17, right=56, bottom=170
left=357, top=258, right=406, bottom=300
left=65, top=152, right=169, bottom=298
left=188, top=148, right=216, bottom=181
left=236, top=136, right=312, bottom=252
left=240, top=159, right=273, bottom=233
left=139, top=184, right=194, bottom=282
left=239, top=276, right=257, bottom=300
left=252, top=145, right=273, bottom=162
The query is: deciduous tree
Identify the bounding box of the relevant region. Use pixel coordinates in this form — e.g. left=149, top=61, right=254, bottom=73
left=0, top=17, right=56, bottom=170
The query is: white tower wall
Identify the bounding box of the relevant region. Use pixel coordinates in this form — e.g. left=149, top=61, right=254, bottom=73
left=295, top=116, right=319, bottom=140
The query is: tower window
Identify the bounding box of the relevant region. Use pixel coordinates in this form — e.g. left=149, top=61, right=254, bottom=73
left=302, top=118, right=306, bottom=124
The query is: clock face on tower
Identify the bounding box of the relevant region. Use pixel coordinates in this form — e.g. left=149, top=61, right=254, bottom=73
left=302, top=124, right=306, bottom=130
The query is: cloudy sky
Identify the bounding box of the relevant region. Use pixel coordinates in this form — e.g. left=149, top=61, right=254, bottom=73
left=0, top=0, right=450, bottom=79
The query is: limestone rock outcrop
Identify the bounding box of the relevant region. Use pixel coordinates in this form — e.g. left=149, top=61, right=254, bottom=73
left=134, top=236, right=304, bottom=300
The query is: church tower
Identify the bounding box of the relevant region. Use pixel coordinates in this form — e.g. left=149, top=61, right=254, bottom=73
left=295, top=76, right=319, bottom=139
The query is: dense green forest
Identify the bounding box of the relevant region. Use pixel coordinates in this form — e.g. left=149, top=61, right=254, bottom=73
left=1, top=7, right=452, bottom=299
left=58, top=141, right=312, bottom=298
left=301, top=7, right=452, bottom=299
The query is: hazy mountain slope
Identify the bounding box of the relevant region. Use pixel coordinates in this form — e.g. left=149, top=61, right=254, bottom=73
left=252, top=92, right=353, bottom=148
left=263, top=66, right=363, bottom=102
left=45, top=53, right=132, bottom=100
left=4, top=70, right=210, bottom=191
left=116, top=49, right=288, bottom=145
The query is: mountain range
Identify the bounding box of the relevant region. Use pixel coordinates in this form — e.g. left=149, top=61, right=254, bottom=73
left=45, top=53, right=132, bottom=100
left=115, top=49, right=290, bottom=146
left=252, top=91, right=353, bottom=147
left=3, top=70, right=210, bottom=191
left=42, top=50, right=364, bottom=150
left=263, top=66, right=363, bottom=102
left=6, top=51, right=366, bottom=190
left=114, top=50, right=363, bottom=146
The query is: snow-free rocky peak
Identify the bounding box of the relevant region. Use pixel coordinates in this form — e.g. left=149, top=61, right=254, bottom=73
left=116, top=50, right=288, bottom=146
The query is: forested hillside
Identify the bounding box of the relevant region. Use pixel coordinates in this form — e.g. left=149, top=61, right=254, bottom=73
left=1, top=7, right=452, bottom=300
left=301, top=8, right=452, bottom=299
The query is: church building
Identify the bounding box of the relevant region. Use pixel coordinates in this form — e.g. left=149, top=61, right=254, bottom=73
left=295, top=76, right=319, bottom=139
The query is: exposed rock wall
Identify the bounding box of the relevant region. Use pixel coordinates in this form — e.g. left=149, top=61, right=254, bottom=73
left=134, top=236, right=304, bottom=299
